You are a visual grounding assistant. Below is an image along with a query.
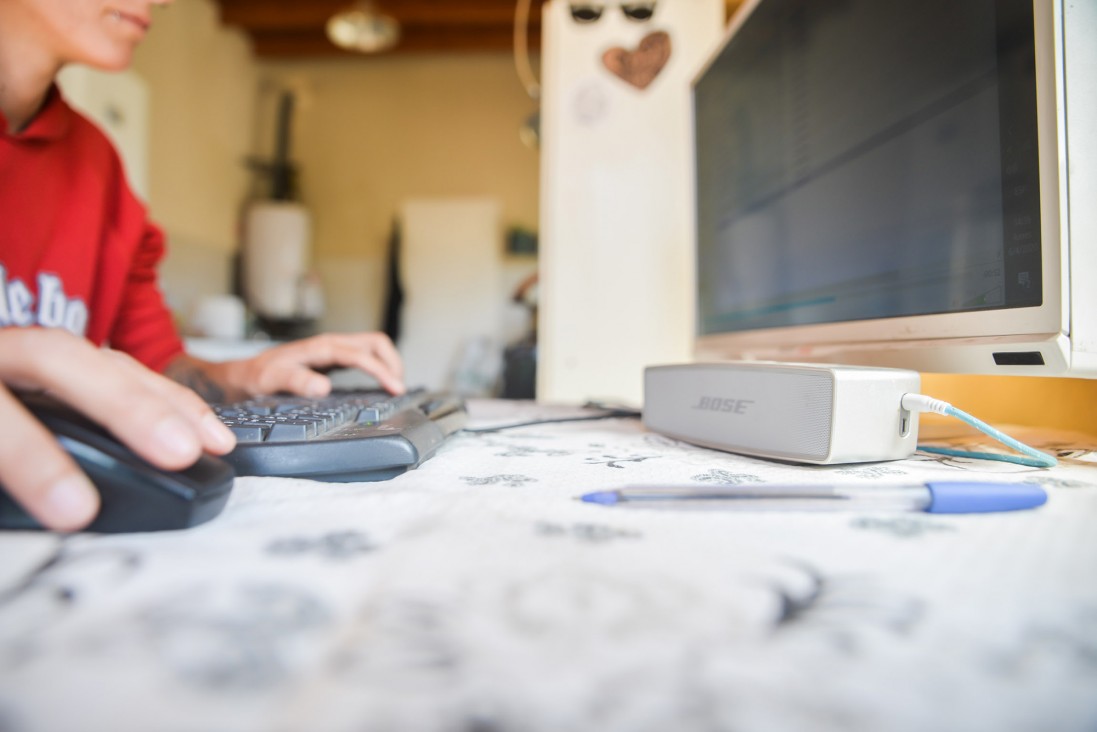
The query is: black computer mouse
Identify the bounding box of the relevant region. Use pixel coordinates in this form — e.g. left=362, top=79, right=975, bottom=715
left=0, top=393, right=235, bottom=533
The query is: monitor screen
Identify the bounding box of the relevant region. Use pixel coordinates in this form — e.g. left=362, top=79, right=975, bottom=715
left=693, top=0, right=1054, bottom=368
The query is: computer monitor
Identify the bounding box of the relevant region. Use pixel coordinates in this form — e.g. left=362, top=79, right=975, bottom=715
left=692, top=0, right=1095, bottom=378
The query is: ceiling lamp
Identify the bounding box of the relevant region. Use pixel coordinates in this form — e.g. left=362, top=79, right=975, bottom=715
left=326, top=1, right=400, bottom=53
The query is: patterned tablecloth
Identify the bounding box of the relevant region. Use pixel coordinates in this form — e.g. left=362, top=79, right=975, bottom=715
left=1, top=399, right=1095, bottom=732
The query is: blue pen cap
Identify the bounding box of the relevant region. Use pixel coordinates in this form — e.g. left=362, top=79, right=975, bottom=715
left=580, top=491, right=621, bottom=506
left=924, top=481, right=1047, bottom=513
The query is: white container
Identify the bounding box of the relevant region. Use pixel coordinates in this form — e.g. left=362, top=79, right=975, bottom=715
left=243, top=201, right=311, bottom=319
left=189, top=294, right=247, bottom=340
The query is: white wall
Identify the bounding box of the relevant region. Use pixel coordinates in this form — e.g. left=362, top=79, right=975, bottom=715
left=399, top=197, right=507, bottom=394
left=129, top=0, right=259, bottom=325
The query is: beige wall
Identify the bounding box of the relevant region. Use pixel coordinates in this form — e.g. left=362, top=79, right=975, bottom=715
left=258, top=55, right=540, bottom=332
left=130, top=0, right=258, bottom=320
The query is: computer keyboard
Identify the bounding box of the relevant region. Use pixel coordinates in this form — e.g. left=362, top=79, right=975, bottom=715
left=211, top=389, right=467, bottom=482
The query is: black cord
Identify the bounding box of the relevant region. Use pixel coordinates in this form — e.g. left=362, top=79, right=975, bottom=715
left=460, top=407, right=641, bottom=434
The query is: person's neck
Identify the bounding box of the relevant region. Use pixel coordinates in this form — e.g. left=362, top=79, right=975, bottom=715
left=0, top=7, right=63, bottom=133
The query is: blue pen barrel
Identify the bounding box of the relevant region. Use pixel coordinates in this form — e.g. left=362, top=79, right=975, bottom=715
left=924, top=482, right=1047, bottom=513
left=579, top=483, right=1047, bottom=513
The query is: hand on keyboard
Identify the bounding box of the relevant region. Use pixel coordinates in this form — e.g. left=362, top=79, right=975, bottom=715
left=179, top=333, right=406, bottom=401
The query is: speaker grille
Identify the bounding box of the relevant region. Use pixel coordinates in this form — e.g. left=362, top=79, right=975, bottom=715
left=646, top=365, right=835, bottom=462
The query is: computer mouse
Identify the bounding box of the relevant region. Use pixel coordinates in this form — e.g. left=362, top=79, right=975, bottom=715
left=0, top=393, right=235, bottom=533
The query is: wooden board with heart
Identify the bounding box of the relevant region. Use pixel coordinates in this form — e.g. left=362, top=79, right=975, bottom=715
left=602, top=31, right=673, bottom=90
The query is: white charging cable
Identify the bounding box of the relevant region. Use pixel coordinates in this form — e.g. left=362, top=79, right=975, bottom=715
left=901, top=393, right=1058, bottom=468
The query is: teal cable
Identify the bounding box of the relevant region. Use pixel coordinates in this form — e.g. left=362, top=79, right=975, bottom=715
left=904, top=394, right=1059, bottom=469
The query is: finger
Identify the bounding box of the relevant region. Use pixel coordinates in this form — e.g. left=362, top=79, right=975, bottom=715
left=248, top=336, right=405, bottom=396
left=353, top=333, right=404, bottom=381
left=0, top=386, right=100, bottom=532
left=286, top=366, right=332, bottom=398
left=106, top=352, right=237, bottom=455
left=229, top=350, right=325, bottom=398
left=374, top=341, right=404, bottom=385
left=336, top=349, right=405, bottom=394
left=60, top=355, right=235, bottom=467
left=294, top=335, right=406, bottom=394
left=3, top=332, right=221, bottom=470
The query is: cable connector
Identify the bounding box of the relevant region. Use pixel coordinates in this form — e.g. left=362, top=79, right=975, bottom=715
left=902, top=392, right=1058, bottom=469
left=901, top=393, right=950, bottom=416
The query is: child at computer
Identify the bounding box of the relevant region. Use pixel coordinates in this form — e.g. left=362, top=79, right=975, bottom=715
left=0, top=0, right=405, bottom=532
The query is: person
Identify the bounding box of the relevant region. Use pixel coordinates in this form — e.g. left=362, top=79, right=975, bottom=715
left=0, top=0, right=405, bottom=532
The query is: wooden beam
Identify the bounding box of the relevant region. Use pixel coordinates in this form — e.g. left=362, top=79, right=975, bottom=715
left=219, top=3, right=341, bottom=31
left=251, top=25, right=542, bottom=58
left=218, top=0, right=545, bottom=32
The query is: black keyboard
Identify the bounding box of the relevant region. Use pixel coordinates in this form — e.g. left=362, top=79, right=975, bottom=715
left=211, top=389, right=467, bottom=482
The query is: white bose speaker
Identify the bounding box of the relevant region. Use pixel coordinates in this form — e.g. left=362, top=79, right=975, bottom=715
left=243, top=201, right=311, bottom=320
left=643, top=362, right=922, bottom=465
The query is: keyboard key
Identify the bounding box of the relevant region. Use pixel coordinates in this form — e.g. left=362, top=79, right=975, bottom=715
left=228, top=425, right=268, bottom=443
left=356, top=406, right=387, bottom=423
left=267, top=423, right=312, bottom=442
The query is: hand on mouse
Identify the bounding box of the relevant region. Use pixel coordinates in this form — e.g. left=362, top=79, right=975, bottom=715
left=0, top=328, right=237, bottom=532
left=165, top=332, right=406, bottom=401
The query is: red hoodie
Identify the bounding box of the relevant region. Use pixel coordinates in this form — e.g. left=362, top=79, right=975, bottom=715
left=0, top=86, right=183, bottom=372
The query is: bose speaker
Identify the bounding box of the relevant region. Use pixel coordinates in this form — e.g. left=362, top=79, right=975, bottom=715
left=643, top=362, right=922, bottom=465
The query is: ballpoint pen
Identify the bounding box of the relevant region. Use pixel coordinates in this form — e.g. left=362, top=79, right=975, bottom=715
left=578, top=481, right=1047, bottom=514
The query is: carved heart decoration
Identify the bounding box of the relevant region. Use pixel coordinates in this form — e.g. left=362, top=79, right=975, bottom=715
left=602, top=31, right=673, bottom=90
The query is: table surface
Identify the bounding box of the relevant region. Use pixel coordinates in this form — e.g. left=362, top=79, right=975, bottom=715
left=1, top=399, right=1095, bottom=732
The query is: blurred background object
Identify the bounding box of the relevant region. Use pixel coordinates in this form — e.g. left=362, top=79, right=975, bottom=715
left=326, top=1, right=401, bottom=53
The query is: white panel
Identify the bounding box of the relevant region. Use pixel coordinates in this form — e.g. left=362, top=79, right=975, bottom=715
left=315, top=255, right=384, bottom=334
left=57, top=66, right=150, bottom=200
left=538, top=0, right=724, bottom=405
left=1062, top=0, right=1097, bottom=367
left=400, top=197, right=505, bottom=395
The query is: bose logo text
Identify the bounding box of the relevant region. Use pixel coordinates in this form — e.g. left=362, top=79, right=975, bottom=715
left=692, top=396, right=754, bottom=414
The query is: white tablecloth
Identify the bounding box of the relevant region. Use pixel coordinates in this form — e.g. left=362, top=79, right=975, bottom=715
left=1, top=400, right=1095, bottom=732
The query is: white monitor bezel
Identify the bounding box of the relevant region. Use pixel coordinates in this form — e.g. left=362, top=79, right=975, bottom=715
left=692, top=0, right=1081, bottom=376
